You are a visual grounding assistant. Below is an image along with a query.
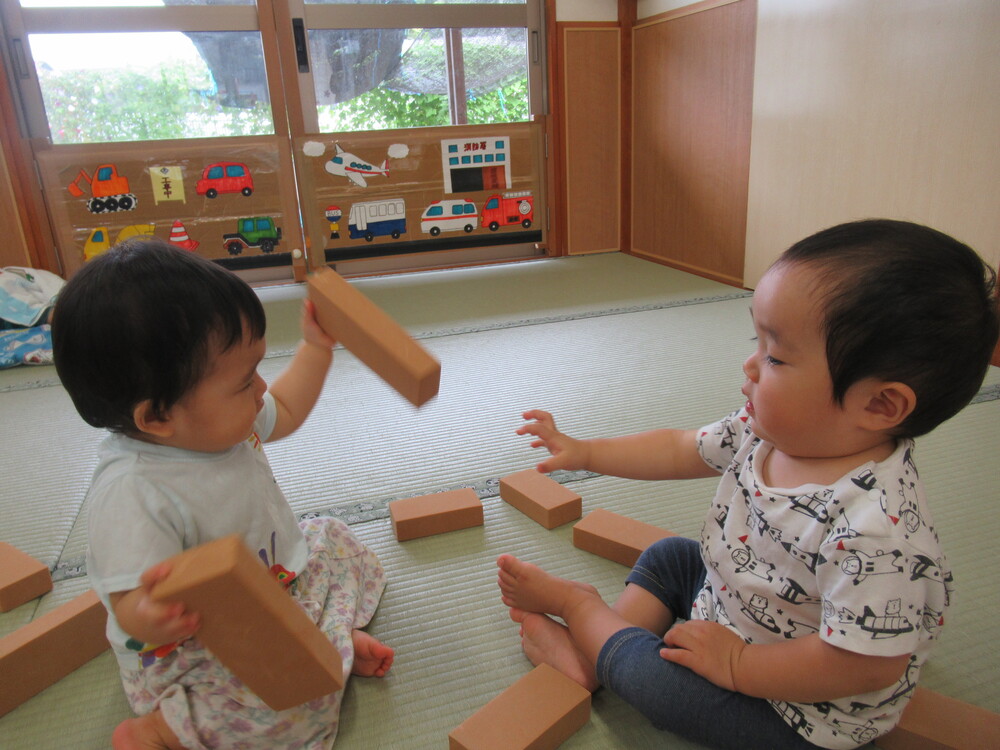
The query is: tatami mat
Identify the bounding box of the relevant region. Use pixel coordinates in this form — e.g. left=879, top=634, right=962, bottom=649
left=1, top=253, right=997, bottom=749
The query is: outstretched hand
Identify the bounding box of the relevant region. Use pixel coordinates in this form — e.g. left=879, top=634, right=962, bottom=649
left=516, top=409, right=590, bottom=474
left=659, top=619, right=746, bottom=692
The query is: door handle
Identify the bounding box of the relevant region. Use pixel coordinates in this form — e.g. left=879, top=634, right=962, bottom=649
left=292, top=18, right=309, bottom=73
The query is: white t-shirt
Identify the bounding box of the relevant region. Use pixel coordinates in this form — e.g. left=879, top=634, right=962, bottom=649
left=696, top=408, right=952, bottom=749
left=86, top=393, right=309, bottom=670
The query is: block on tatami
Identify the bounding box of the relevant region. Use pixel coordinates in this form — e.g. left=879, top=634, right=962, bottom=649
left=873, top=686, right=1000, bottom=750
left=0, top=542, right=52, bottom=612
left=499, top=470, right=582, bottom=529
left=151, top=535, right=343, bottom=711
left=449, top=663, right=591, bottom=750
left=573, top=508, right=676, bottom=567
left=308, top=266, right=440, bottom=407
left=389, top=488, right=484, bottom=541
left=0, top=589, right=108, bottom=717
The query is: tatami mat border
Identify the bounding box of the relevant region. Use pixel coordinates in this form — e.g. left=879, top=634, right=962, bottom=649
left=0, top=292, right=750, bottom=394
left=48, top=469, right=600, bottom=583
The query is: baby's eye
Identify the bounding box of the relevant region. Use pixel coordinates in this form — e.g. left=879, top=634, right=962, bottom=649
left=765, top=355, right=784, bottom=366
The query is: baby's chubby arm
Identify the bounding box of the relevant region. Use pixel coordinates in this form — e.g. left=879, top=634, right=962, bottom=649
left=517, top=409, right=717, bottom=480
left=109, top=562, right=200, bottom=648
left=267, top=299, right=337, bottom=442
left=660, top=620, right=910, bottom=703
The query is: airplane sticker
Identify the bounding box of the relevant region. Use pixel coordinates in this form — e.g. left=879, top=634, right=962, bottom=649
left=302, top=141, right=409, bottom=188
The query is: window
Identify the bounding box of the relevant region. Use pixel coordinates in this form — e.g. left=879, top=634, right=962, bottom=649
left=2, top=0, right=547, bottom=279
left=294, top=0, right=543, bottom=133
left=5, top=1, right=275, bottom=143
left=6, top=1, right=543, bottom=143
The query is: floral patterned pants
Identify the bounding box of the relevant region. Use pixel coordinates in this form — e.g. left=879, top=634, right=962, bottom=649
left=119, top=517, right=387, bottom=749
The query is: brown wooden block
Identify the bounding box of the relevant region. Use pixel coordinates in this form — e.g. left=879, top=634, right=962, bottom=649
left=307, top=266, right=440, bottom=406
left=873, top=687, right=1000, bottom=750
left=0, top=589, right=108, bottom=717
left=151, top=535, right=343, bottom=711
left=573, top=508, right=676, bottom=567
left=0, top=542, right=53, bottom=612
left=449, top=663, right=591, bottom=750
left=389, top=488, right=484, bottom=541
left=499, top=470, right=582, bottom=529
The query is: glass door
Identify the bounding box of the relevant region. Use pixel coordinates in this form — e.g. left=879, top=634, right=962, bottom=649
left=1, top=0, right=547, bottom=280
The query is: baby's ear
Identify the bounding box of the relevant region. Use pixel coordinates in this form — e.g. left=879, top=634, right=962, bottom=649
left=132, top=400, right=175, bottom=438
left=862, top=382, right=916, bottom=431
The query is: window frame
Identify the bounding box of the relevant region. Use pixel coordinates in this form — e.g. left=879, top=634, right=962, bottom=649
left=6, top=1, right=545, bottom=143
left=278, top=0, right=545, bottom=135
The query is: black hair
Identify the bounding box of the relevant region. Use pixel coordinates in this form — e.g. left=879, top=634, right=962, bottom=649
left=773, top=219, right=999, bottom=438
left=52, top=238, right=267, bottom=434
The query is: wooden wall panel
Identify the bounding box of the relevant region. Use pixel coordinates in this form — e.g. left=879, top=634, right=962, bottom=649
left=562, top=26, right=621, bottom=255
left=630, top=0, right=755, bottom=286
left=0, top=52, right=56, bottom=272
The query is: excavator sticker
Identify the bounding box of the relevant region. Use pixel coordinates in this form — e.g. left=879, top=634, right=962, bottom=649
left=67, top=164, right=138, bottom=214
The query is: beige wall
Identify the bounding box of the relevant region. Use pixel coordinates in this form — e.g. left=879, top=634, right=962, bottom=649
left=745, top=0, right=1000, bottom=287
left=637, top=0, right=706, bottom=19
left=555, top=0, right=617, bottom=22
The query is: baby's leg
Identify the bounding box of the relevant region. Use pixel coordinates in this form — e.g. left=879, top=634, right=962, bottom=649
left=112, top=709, right=184, bottom=750
left=351, top=629, right=394, bottom=678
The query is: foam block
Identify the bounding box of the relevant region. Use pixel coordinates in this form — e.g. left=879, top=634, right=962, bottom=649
left=0, top=589, right=108, bottom=717
left=499, top=470, right=582, bottom=529
left=873, top=687, right=1000, bottom=750
left=308, top=267, right=440, bottom=407
left=573, top=508, right=676, bottom=567
left=449, top=663, right=591, bottom=750
left=389, top=488, right=484, bottom=541
left=0, top=542, right=53, bottom=612
left=151, top=535, right=343, bottom=711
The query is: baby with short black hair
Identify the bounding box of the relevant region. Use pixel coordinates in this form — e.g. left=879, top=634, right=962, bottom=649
left=499, top=219, right=998, bottom=749
left=53, top=238, right=392, bottom=750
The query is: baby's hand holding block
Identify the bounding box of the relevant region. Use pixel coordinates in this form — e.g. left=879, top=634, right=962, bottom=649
left=307, top=266, right=440, bottom=407
left=389, top=488, right=484, bottom=541
left=573, top=508, right=676, bottom=567
left=449, top=663, right=591, bottom=750
left=499, top=470, right=582, bottom=529
left=150, top=535, right=343, bottom=711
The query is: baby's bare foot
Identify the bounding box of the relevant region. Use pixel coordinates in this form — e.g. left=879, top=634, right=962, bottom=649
left=496, top=554, right=599, bottom=617
left=351, top=629, right=394, bottom=677
left=511, top=610, right=599, bottom=692
left=112, top=710, right=183, bottom=750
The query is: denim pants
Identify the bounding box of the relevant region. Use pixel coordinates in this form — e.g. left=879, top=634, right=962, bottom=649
left=593, top=536, right=821, bottom=750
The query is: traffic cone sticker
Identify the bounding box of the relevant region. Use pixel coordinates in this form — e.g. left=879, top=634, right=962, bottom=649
left=168, top=219, right=199, bottom=251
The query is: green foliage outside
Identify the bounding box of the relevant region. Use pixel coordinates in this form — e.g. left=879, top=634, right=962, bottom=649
left=39, top=65, right=273, bottom=144
left=318, top=31, right=529, bottom=131
left=39, top=36, right=529, bottom=144
left=318, top=77, right=529, bottom=132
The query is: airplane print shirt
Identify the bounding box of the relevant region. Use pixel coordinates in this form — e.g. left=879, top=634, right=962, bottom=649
left=695, top=408, right=952, bottom=749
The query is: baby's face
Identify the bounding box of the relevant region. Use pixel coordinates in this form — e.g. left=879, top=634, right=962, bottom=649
left=740, top=264, right=860, bottom=459
left=162, top=333, right=267, bottom=453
